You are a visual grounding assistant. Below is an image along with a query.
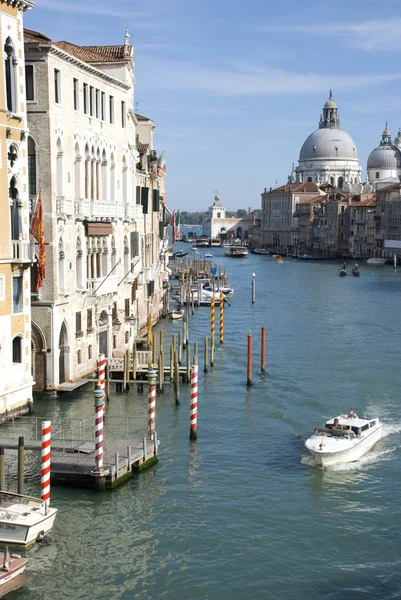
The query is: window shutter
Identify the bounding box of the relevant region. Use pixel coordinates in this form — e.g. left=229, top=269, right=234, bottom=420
left=152, top=189, right=159, bottom=212
left=130, top=231, right=139, bottom=258
left=141, top=187, right=149, bottom=213
left=136, top=186, right=141, bottom=205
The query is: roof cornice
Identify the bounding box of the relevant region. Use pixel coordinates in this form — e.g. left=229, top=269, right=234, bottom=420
left=4, top=0, right=35, bottom=11
left=45, top=45, right=131, bottom=90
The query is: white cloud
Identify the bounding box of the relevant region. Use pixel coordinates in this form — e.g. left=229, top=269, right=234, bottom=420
left=256, top=18, right=401, bottom=51
left=138, top=58, right=401, bottom=97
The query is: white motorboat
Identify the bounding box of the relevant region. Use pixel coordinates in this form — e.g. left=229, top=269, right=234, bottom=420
left=0, top=546, right=31, bottom=592
left=224, top=244, right=248, bottom=258
left=0, top=492, right=57, bottom=549
left=366, top=257, right=386, bottom=266
left=170, top=309, right=185, bottom=320
left=305, top=413, right=382, bottom=467
left=203, top=285, right=234, bottom=297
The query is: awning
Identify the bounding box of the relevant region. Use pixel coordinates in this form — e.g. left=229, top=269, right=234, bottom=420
left=86, top=222, right=113, bottom=235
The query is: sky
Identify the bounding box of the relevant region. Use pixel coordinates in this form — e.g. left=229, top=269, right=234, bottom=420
left=25, top=0, right=401, bottom=212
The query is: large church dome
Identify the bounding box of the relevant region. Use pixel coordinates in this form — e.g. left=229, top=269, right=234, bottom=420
left=300, top=128, right=358, bottom=161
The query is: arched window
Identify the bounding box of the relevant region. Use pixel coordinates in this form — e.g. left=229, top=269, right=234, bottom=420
left=96, top=149, right=101, bottom=200
left=56, top=138, right=63, bottom=196
left=28, top=137, right=37, bottom=198
left=110, top=153, right=115, bottom=203
left=88, top=345, right=92, bottom=360
left=8, top=143, right=18, bottom=168
left=12, top=336, right=22, bottom=363
left=101, top=149, right=107, bottom=201
left=330, top=176, right=334, bottom=186
left=76, top=237, right=83, bottom=289
left=102, top=238, right=108, bottom=276
left=338, top=176, right=344, bottom=189
left=58, top=237, right=66, bottom=293
left=91, top=146, right=95, bottom=200
left=4, top=37, right=17, bottom=113
left=74, top=143, right=81, bottom=199
left=122, top=155, right=127, bottom=203
left=77, top=349, right=82, bottom=365
left=85, top=144, right=90, bottom=198
left=111, top=236, right=116, bottom=269
left=307, top=177, right=312, bottom=183
left=124, top=236, right=129, bottom=274
left=9, top=176, right=21, bottom=240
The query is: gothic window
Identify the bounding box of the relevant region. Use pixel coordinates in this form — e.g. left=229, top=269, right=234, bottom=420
left=96, top=149, right=101, bottom=200
left=110, top=153, right=115, bottom=203
left=8, top=144, right=18, bottom=168
left=85, top=144, right=90, bottom=198
left=111, top=236, right=116, bottom=269
left=122, top=155, right=127, bottom=203
left=330, top=177, right=334, bottom=186
left=9, top=177, right=21, bottom=240
left=101, top=149, right=107, bottom=201
left=58, top=237, right=66, bottom=293
left=76, top=237, right=83, bottom=289
left=28, top=137, right=37, bottom=197
left=91, top=146, right=95, bottom=200
left=56, top=138, right=63, bottom=196
left=74, top=143, right=81, bottom=199
left=4, top=37, right=17, bottom=113
left=338, top=177, right=344, bottom=189
left=124, top=236, right=129, bottom=274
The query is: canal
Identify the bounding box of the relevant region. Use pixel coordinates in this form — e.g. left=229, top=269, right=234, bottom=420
left=8, top=251, right=401, bottom=599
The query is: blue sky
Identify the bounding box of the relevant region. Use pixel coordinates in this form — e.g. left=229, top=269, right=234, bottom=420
left=25, top=0, right=401, bottom=212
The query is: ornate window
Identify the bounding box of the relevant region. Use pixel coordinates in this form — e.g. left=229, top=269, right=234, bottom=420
left=28, top=137, right=37, bottom=197
left=9, top=177, right=21, bottom=240
left=4, top=37, right=17, bottom=113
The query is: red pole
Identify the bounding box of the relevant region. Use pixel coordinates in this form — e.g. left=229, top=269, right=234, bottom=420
left=247, top=332, right=252, bottom=387
left=261, top=326, right=266, bottom=373
left=41, top=421, right=51, bottom=511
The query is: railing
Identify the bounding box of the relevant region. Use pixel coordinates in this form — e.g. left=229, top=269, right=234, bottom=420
left=87, top=274, right=120, bottom=296
left=56, top=196, right=74, bottom=216
left=11, top=240, right=35, bottom=262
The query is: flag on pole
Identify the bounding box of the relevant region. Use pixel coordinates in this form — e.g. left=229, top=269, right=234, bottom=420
left=30, top=188, right=46, bottom=293
left=175, top=210, right=181, bottom=241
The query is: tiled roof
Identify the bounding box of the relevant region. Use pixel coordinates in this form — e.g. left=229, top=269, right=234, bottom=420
left=137, top=143, right=149, bottom=154
left=53, top=41, right=132, bottom=63
left=353, top=198, right=376, bottom=207
left=376, top=183, right=401, bottom=193
left=297, top=195, right=324, bottom=204
left=135, top=113, right=151, bottom=121
left=265, top=182, right=321, bottom=194
left=24, top=28, right=52, bottom=43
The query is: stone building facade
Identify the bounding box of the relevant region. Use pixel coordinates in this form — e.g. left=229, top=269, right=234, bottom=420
left=25, top=29, right=166, bottom=391
left=0, top=0, right=35, bottom=418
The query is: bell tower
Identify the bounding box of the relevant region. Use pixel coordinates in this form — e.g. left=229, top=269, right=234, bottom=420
left=209, top=191, right=226, bottom=220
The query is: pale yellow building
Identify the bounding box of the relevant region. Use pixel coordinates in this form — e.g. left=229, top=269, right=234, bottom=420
left=0, top=0, right=35, bottom=418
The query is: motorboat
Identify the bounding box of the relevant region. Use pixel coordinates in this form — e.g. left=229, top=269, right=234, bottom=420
left=203, top=285, right=234, bottom=297
left=224, top=244, right=248, bottom=258
left=367, top=257, right=386, bottom=266
left=202, top=252, right=213, bottom=259
left=0, top=546, right=31, bottom=595
left=273, top=255, right=284, bottom=262
left=253, top=248, right=270, bottom=255
left=305, top=413, right=382, bottom=467
left=0, top=492, right=57, bottom=549
left=170, top=309, right=185, bottom=320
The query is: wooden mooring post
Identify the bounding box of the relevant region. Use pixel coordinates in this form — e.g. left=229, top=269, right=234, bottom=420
left=261, top=326, right=266, bottom=373
left=204, top=336, right=208, bottom=373
left=247, top=331, right=253, bottom=387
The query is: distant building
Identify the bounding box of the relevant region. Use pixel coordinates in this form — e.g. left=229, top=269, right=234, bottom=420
left=0, top=0, right=35, bottom=418
left=375, top=183, right=401, bottom=259
left=203, top=192, right=255, bottom=241
left=367, top=124, right=401, bottom=190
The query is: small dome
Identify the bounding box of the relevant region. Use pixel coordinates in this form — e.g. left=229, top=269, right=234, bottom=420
left=394, top=131, right=401, bottom=148
left=299, top=128, right=358, bottom=161
left=367, top=145, right=401, bottom=170
left=324, top=90, right=337, bottom=109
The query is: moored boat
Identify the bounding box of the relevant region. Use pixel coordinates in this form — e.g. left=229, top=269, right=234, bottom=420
left=203, top=286, right=234, bottom=297
left=0, top=546, right=31, bottom=595
left=305, top=412, right=382, bottom=467
left=366, top=257, right=386, bottom=266
left=170, top=309, right=185, bottom=320
left=253, top=248, right=270, bottom=255
left=0, top=492, right=57, bottom=550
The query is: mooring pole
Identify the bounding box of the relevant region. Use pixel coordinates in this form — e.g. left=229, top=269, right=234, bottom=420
left=17, top=436, right=24, bottom=495
left=219, top=292, right=224, bottom=344
left=261, top=326, right=266, bottom=373
left=0, top=446, right=5, bottom=491
left=41, top=420, right=52, bottom=511
left=204, top=336, right=208, bottom=373
left=247, top=332, right=253, bottom=387
left=190, top=363, right=198, bottom=440
left=252, top=272, right=256, bottom=304
left=93, top=383, right=105, bottom=474
left=147, top=369, right=157, bottom=441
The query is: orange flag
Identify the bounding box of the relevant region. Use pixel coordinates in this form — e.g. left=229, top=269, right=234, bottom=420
left=30, top=189, right=46, bottom=292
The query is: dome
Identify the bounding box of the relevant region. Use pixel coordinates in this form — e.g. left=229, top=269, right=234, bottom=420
left=394, top=131, right=401, bottom=148
left=299, top=128, right=358, bottom=161
left=367, top=145, right=401, bottom=170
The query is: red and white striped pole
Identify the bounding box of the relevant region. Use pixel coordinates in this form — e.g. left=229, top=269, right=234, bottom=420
left=190, top=364, right=198, bottom=440
left=98, top=354, right=106, bottom=413
left=94, top=382, right=105, bottom=473
left=147, top=369, right=157, bottom=441
left=41, top=421, right=51, bottom=512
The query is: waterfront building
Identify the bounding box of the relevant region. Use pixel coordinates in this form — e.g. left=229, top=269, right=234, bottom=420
left=374, top=183, right=401, bottom=259
left=348, top=195, right=376, bottom=258
left=25, top=29, right=167, bottom=391
left=366, top=124, right=401, bottom=191
left=261, top=182, right=323, bottom=252
left=292, top=92, right=362, bottom=189
left=203, top=192, right=256, bottom=241
left=0, top=0, right=35, bottom=418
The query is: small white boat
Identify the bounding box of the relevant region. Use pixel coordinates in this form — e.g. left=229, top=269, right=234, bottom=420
left=202, top=253, right=213, bottom=259
left=305, top=413, right=382, bottom=467
left=0, top=546, right=31, bottom=595
left=366, top=257, right=386, bottom=266
left=203, top=286, right=234, bottom=297
left=170, top=309, right=185, bottom=320
left=0, top=492, right=57, bottom=549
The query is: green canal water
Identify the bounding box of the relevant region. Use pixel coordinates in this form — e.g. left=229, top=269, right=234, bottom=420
left=7, top=251, right=401, bottom=600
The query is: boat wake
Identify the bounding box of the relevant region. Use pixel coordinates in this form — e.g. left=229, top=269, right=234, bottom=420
left=382, top=422, right=401, bottom=438
left=301, top=446, right=396, bottom=471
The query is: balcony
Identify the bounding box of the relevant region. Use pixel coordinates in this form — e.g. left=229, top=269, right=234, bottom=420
left=11, top=240, right=35, bottom=263
left=87, top=275, right=120, bottom=296
left=56, top=196, right=74, bottom=217
left=125, top=204, right=143, bottom=220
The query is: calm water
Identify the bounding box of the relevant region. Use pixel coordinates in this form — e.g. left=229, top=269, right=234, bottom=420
left=8, top=252, right=401, bottom=600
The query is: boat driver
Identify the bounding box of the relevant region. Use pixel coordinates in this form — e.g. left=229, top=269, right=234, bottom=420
left=333, top=418, right=342, bottom=430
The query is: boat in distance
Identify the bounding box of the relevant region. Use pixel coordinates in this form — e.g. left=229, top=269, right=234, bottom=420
left=0, top=492, right=57, bottom=549
left=170, top=309, right=185, bottom=320
left=305, top=413, right=382, bottom=467
left=224, top=244, right=248, bottom=258
left=366, top=257, right=386, bottom=266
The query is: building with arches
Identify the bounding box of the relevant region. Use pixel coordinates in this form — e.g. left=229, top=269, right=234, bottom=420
left=203, top=192, right=257, bottom=241
left=25, top=29, right=167, bottom=391
left=0, top=0, right=35, bottom=418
